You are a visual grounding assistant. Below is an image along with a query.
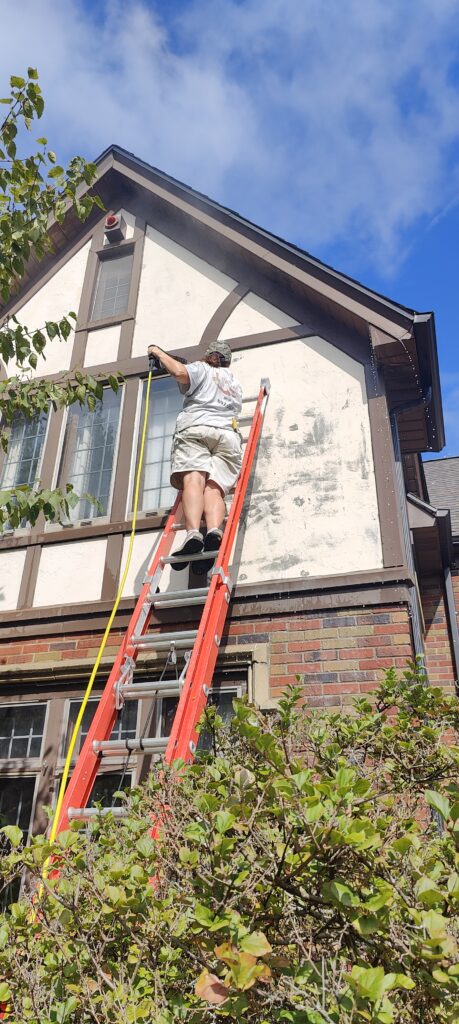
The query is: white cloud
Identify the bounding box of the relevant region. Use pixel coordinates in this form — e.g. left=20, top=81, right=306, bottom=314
left=1, top=0, right=459, bottom=271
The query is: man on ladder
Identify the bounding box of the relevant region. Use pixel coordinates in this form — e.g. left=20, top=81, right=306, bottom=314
left=147, top=341, right=243, bottom=575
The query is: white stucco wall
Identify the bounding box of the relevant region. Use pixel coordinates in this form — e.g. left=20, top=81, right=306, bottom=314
left=0, top=549, right=27, bottom=610
left=231, top=338, right=382, bottom=584
left=121, top=528, right=191, bottom=596
left=132, top=227, right=237, bottom=356
left=9, top=241, right=91, bottom=379
left=84, top=324, right=121, bottom=367
left=219, top=292, right=299, bottom=339
left=33, top=538, right=107, bottom=607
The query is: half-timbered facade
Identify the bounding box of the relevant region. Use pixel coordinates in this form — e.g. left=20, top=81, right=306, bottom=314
left=0, top=145, right=457, bottom=837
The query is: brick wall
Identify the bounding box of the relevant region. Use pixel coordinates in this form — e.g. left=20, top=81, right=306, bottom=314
left=420, top=575, right=456, bottom=691
left=0, top=602, right=415, bottom=709
left=222, top=603, right=414, bottom=706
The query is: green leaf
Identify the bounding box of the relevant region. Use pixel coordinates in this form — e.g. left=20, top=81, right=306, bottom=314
left=215, top=810, right=236, bottom=833
left=425, top=790, right=451, bottom=821
left=10, top=76, right=26, bottom=88
left=240, top=931, right=272, bottom=957
left=1, top=824, right=23, bottom=846
left=0, top=982, right=10, bottom=1001
left=415, top=875, right=443, bottom=906
left=194, top=903, right=214, bottom=927
left=350, top=965, right=386, bottom=1002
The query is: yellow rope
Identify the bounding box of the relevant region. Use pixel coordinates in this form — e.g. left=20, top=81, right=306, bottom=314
left=40, top=370, right=153, bottom=882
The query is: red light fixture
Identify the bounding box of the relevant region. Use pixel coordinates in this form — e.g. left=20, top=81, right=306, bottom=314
left=104, top=212, right=126, bottom=243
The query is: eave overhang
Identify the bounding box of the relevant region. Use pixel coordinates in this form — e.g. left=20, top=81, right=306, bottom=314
left=408, top=492, right=453, bottom=573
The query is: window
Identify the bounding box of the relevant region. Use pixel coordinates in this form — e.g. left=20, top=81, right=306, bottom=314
left=90, top=773, right=132, bottom=807
left=158, top=671, right=246, bottom=752
left=58, top=387, right=122, bottom=521
left=91, top=252, right=133, bottom=321
left=0, top=776, right=36, bottom=838
left=64, top=698, right=138, bottom=758
left=0, top=703, right=47, bottom=760
left=0, top=410, right=48, bottom=490
left=135, top=377, right=182, bottom=512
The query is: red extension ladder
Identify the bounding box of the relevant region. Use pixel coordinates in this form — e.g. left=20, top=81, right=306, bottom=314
left=54, top=378, right=270, bottom=832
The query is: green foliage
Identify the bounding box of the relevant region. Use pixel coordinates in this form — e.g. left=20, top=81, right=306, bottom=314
left=0, top=71, right=119, bottom=531
left=1, top=667, right=459, bottom=1022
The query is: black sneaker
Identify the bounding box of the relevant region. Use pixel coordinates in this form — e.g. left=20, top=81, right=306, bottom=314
left=193, top=528, right=223, bottom=575
left=171, top=530, right=204, bottom=571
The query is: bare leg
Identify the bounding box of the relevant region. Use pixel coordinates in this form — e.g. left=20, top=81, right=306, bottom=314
left=181, top=471, right=207, bottom=531
left=203, top=480, right=226, bottom=530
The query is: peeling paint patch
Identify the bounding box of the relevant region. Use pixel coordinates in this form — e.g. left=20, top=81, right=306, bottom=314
left=289, top=423, right=299, bottom=431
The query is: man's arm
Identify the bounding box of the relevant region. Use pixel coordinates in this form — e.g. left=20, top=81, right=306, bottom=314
left=147, top=345, right=190, bottom=387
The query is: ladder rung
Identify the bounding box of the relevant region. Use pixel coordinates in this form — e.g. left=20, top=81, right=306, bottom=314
left=131, top=629, right=198, bottom=649
left=68, top=806, right=128, bottom=820
left=93, top=737, right=168, bottom=755
left=120, top=681, right=181, bottom=699
left=153, top=589, right=209, bottom=609
left=154, top=586, right=209, bottom=604
left=242, top=393, right=260, bottom=403
left=162, top=550, right=218, bottom=565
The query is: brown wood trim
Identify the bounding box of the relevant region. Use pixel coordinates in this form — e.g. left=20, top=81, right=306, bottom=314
left=229, top=585, right=411, bottom=619
left=365, top=358, right=405, bottom=569
left=233, top=565, right=414, bottom=598
left=21, top=304, right=370, bottom=384
left=199, top=283, right=249, bottom=347
left=0, top=567, right=413, bottom=639
left=70, top=219, right=106, bottom=347
left=0, top=512, right=168, bottom=551
left=71, top=329, right=88, bottom=369
left=111, top=153, right=414, bottom=338
left=101, top=533, right=124, bottom=600
left=76, top=312, right=134, bottom=333
left=110, top=377, right=140, bottom=522
left=16, top=544, right=41, bottom=608
left=117, top=319, right=134, bottom=362
left=33, top=695, right=65, bottom=833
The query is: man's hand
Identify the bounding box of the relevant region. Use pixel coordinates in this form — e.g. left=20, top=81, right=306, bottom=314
left=148, top=345, right=163, bottom=361
left=147, top=345, right=189, bottom=387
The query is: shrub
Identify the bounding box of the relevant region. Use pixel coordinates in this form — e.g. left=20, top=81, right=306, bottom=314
left=1, top=664, right=459, bottom=1023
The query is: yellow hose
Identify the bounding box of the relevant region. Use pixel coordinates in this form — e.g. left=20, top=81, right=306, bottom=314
left=41, top=369, right=153, bottom=878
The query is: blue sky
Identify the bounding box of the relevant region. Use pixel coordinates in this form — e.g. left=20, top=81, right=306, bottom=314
left=2, top=0, right=459, bottom=457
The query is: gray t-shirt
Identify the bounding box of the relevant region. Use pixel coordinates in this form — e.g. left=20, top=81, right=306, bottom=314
left=176, top=361, right=243, bottom=431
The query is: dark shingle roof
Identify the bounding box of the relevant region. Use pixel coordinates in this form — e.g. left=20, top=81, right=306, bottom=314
left=424, top=457, right=459, bottom=538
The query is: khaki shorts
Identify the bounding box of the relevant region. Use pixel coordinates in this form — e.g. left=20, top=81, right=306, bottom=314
left=170, top=425, right=243, bottom=496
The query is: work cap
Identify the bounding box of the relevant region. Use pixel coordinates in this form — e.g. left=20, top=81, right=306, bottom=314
left=205, top=341, right=232, bottom=366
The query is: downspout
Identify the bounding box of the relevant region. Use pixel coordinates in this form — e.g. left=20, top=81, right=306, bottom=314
left=390, top=388, right=432, bottom=662
left=443, top=566, right=459, bottom=687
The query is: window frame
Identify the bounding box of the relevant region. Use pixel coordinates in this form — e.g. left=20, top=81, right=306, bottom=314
left=154, top=678, right=247, bottom=743
left=127, top=374, right=182, bottom=518
left=59, top=696, right=140, bottom=763
left=89, top=247, right=135, bottom=324
left=0, top=407, right=51, bottom=535
left=0, top=700, right=49, bottom=768
left=0, top=773, right=39, bottom=839
left=50, top=382, right=125, bottom=528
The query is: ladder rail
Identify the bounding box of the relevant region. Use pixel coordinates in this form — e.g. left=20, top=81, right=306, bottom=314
left=53, top=378, right=270, bottom=832
left=165, top=381, right=269, bottom=764
left=55, top=495, right=182, bottom=832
